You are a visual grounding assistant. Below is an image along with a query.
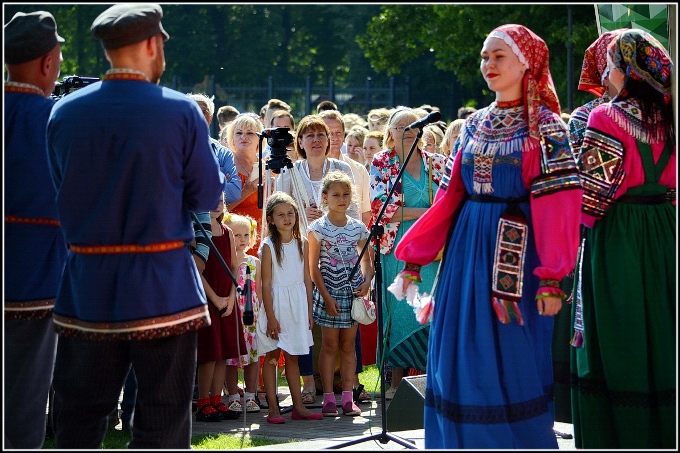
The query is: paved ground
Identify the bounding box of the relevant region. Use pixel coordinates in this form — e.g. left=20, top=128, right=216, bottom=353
left=189, top=386, right=576, bottom=450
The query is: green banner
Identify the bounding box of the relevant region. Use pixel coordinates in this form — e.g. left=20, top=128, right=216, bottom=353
left=596, top=4, right=669, bottom=49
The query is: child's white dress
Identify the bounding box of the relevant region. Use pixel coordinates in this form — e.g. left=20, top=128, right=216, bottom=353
left=257, top=237, right=313, bottom=356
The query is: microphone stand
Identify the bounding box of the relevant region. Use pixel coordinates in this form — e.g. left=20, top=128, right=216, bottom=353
left=328, top=129, right=424, bottom=450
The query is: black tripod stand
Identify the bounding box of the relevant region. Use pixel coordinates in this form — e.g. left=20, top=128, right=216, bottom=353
left=328, top=126, right=429, bottom=450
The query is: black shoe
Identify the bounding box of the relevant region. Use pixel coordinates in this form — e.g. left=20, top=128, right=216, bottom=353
left=221, top=409, right=240, bottom=420
left=195, top=404, right=222, bottom=422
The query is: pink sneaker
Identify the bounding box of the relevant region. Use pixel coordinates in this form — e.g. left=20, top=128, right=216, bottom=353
left=342, top=401, right=361, bottom=416
left=322, top=399, right=338, bottom=417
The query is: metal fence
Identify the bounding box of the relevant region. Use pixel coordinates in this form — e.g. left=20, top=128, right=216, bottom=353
left=166, top=75, right=410, bottom=138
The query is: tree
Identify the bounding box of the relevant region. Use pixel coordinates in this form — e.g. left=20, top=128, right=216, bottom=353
left=357, top=4, right=600, bottom=111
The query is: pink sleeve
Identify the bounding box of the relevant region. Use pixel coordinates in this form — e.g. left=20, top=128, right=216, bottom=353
left=523, top=138, right=583, bottom=282
left=395, top=151, right=467, bottom=266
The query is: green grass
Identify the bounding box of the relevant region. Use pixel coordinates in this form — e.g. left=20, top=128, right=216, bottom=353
left=42, top=365, right=381, bottom=449
left=42, top=430, right=291, bottom=449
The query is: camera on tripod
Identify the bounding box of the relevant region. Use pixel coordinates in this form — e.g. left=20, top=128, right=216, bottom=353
left=52, top=75, right=100, bottom=98
left=260, top=127, right=294, bottom=174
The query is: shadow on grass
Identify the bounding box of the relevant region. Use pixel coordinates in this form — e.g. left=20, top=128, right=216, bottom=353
left=43, top=429, right=291, bottom=449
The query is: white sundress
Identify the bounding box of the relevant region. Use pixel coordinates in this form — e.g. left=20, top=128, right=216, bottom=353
left=257, top=237, right=313, bottom=356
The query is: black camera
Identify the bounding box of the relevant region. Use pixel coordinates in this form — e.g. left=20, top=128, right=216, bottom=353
left=52, top=75, right=100, bottom=98
left=260, top=127, right=294, bottom=174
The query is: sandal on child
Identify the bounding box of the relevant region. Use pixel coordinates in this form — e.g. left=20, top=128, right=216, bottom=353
left=301, top=389, right=316, bottom=404
left=196, top=402, right=222, bottom=422
left=353, top=384, right=371, bottom=403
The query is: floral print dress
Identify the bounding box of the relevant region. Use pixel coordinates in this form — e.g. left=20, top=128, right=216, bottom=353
left=226, top=255, right=260, bottom=366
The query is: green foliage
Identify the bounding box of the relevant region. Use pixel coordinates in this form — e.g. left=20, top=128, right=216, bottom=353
left=4, top=4, right=604, bottom=114
left=358, top=4, right=600, bottom=110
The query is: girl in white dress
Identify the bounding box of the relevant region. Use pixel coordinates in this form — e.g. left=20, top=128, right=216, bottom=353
left=257, top=192, right=322, bottom=423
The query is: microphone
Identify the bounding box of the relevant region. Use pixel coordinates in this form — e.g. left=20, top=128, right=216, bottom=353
left=404, top=111, right=442, bottom=132
left=242, top=265, right=254, bottom=325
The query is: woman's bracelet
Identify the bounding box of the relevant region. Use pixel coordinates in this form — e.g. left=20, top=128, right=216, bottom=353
left=535, top=286, right=567, bottom=300
left=538, top=278, right=560, bottom=288
left=401, top=263, right=423, bottom=284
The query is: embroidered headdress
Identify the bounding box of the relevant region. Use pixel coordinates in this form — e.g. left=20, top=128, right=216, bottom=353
left=607, top=28, right=673, bottom=104
left=486, top=24, right=561, bottom=141
left=578, top=29, right=628, bottom=97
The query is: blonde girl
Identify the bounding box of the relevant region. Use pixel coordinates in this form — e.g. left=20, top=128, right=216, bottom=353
left=257, top=192, right=322, bottom=423
left=224, top=214, right=263, bottom=414
left=308, top=171, right=373, bottom=417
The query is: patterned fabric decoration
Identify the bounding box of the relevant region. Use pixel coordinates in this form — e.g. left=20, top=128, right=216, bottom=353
left=577, top=127, right=625, bottom=219
left=369, top=148, right=445, bottom=254
left=602, top=99, right=667, bottom=144
left=570, top=237, right=586, bottom=347
left=607, top=29, right=673, bottom=103
left=578, top=29, right=628, bottom=97
left=491, top=211, right=528, bottom=326
left=466, top=101, right=530, bottom=194
left=597, top=4, right=669, bottom=48
left=532, top=116, right=582, bottom=198
left=568, top=94, right=610, bottom=155
left=4, top=81, right=46, bottom=97
left=103, top=67, right=151, bottom=83
left=486, top=24, right=561, bottom=141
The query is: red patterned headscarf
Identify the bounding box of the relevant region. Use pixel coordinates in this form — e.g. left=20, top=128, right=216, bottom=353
left=486, top=24, right=561, bottom=141
left=578, top=29, right=628, bottom=97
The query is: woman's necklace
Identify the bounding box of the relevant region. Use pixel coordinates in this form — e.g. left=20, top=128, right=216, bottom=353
left=303, top=159, right=329, bottom=207
left=235, top=154, right=253, bottom=177
left=302, top=158, right=330, bottom=181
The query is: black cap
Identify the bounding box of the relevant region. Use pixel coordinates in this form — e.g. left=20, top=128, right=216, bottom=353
left=91, top=3, right=169, bottom=50
left=4, top=11, right=65, bottom=65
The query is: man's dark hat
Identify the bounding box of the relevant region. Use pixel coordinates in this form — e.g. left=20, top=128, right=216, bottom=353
left=91, top=3, right=169, bottom=50
left=4, top=11, right=65, bottom=65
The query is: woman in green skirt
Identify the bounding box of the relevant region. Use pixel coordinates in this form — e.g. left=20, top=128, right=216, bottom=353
left=571, top=29, right=676, bottom=449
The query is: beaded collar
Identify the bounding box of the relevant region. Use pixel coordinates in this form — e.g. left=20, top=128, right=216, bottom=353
left=103, top=68, right=150, bottom=83
left=496, top=98, right=523, bottom=109
left=4, top=81, right=45, bottom=97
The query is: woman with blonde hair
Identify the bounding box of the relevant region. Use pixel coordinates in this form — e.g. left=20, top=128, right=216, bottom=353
left=225, top=113, right=270, bottom=255
left=440, top=118, right=465, bottom=157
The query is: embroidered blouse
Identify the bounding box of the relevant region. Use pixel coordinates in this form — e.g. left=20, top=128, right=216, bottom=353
left=394, top=104, right=583, bottom=284
left=578, top=99, right=676, bottom=228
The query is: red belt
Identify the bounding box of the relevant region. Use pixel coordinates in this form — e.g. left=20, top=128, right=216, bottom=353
left=69, top=240, right=185, bottom=254
left=5, top=215, right=60, bottom=226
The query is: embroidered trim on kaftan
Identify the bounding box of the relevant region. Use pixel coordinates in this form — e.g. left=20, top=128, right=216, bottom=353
left=5, top=215, right=60, bottom=226
left=53, top=305, right=210, bottom=341
left=578, top=128, right=625, bottom=219
left=5, top=299, right=54, bottom=320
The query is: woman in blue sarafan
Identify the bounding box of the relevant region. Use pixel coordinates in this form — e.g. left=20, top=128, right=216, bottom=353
left=393, top=24, right=582, bottom=449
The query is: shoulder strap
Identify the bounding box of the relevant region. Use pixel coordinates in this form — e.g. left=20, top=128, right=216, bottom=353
left=637, top=139, right=673, bottom=184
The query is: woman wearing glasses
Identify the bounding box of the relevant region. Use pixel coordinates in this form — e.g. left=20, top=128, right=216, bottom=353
left=368, top=107, right=446, bottom=400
